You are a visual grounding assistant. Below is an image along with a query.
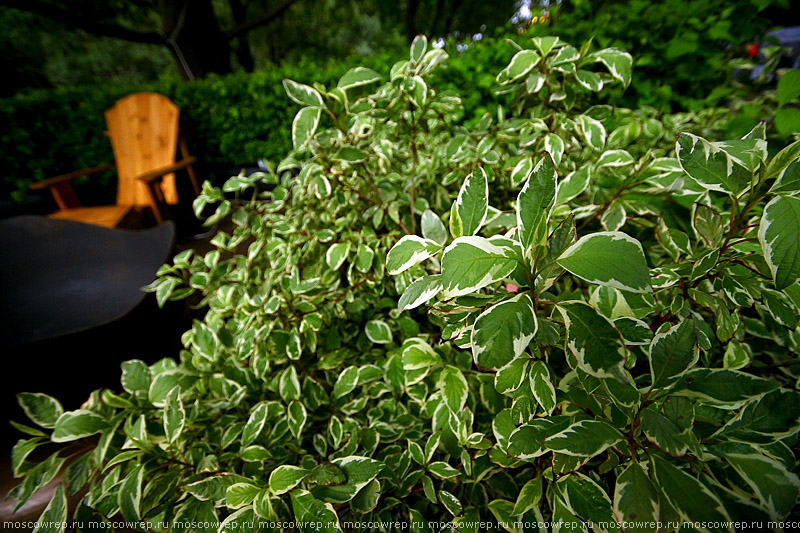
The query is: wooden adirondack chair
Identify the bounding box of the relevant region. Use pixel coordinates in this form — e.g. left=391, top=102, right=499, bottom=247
left=30, top=92, right=200, bottom=228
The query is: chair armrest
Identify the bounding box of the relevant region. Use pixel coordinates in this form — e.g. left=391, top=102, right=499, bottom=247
left=136, top=157, right=198, bottom=184
left=29, top=163, right=115, bottom=190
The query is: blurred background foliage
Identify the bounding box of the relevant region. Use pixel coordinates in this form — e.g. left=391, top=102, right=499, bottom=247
left=0, top=0, right=798, bottom=203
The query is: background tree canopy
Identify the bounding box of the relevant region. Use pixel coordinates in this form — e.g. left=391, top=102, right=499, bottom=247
left=0, top=0, right=518, bottom=94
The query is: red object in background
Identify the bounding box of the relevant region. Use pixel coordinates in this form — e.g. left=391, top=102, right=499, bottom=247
left=746, top=43, right=760, bottom=58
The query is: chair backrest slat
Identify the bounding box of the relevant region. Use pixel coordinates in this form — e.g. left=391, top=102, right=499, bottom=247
left=105, top=93, right=180, bottom=207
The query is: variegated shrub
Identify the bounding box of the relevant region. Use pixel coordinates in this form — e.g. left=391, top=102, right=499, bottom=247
left=11, top=35, right=795, bottom=533
left=391, top=126, right=800, bottom=526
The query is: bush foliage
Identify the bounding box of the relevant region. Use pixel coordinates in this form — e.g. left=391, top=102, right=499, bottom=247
left=11, top=33, right=800, bottom=532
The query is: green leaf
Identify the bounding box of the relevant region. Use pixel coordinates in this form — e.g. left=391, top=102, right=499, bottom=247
left=32, top=483, right=67, bottom=533
left=588, top=48, right=632, bottom=87
left=351, top=478, right=381, bottom=514
left=558, top=473, right=615, bottom=526
left=513, top=475, right=543, bottom=516
left=575, top=70, right=603, bottom=92
left=226, top=483, right=261, bottom=508
left=441, top=236, right=519, bottom=298
left=517, top=155, right=556, bottom=257
left=398, top=275, right=442, bottom=311
left=163, top=386, right=185, bottom=443
left=497, top=49, right=541, bottom=84
left=326, top=241, right=350, bottom=271
left=451, top=167, right=489, bottom=238
left=291, top=490, right=343, bottom=533
left=120, top=360, right=151, bottom=395
left=557, top=301, right=626, bottom=380
left=439, top=365, right=468, bottom=412
left=759, top=195, right=800, bottom=289
left=241, top=402, right=269, bottom=447
left=676, top=368, right=779, bottom=405
left=614, top=317, right=653, bottom=345
left=693, top=204, right=725, bottom=247
left=651, top=455, right=732, bottom=529
left=283, top=79, right=324, bottom=107
left=292, top=106, right=322, bottom=150
left=51, top=410, right=108, bottom=443
left=649, top=319, right=698, bottom=388
left=386, top=235, right=440, bottom=275
left=335, top=146, right=368, bottom=162
left=118, top=464, right=144, bottom=522
left=279, top=366, right=302, bottom=402
left=288, top=400, right=307, bottom=439
left=148, top=370, right=198, bottom=407
left=613, top=462, right=659, bottom=533
left=421, top=209, right=447, bottom=245
left=721, top=389, right=800, bottom=440
left=544, top=133, right=565, bottom=166
left=270, top=465, right=308, bottom=495
left=596, top=149, right=633, bottom=168
left=410, top=35, right=427, bottom=63
left=507, top=417, right=571, bottom=459
left=333, top=366, right=359, bottom=399
left=555, top=164, right=592, bottom=204
left=365, top=319, right=392, bottom=344
left=529, top=361, right=556, bottom=415
left=17, top=392, right=63, bottom=429
left=495, top=357, right=528, bottom=394
left=677, top=133, right=755, bottom=194
left=471, top=293, right=537, bottom=370
left=726, top=454, right=800, bottom=519
left=338, top=67, right=382, bottom=90
left=312, top=456, right=383, bottom=503
left=428, top=461, right=459, bottom=479
left=576, top=115, right=606, bottom=151
left=401, top=339, right=440, bottom=371
left=641, top=408, right=691, bottom=456
left=778, top=69, right=800, bottom=106
left=11, top=438, right=44, bottom=477
left=767, top=140, right=800, bottom=193
left=439, top=490, right=462, bottom=516
left=544, top=420, right=623, bottom=458
left=186, top=474, right=252, bottom=502
left=557, top=232, right=651, bottom=293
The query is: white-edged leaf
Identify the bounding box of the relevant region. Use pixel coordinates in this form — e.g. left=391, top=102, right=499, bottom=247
left=326, top=241, right=351, bottom=270
left=759, top=195, right=800, bottom=289
left=613, top=462, right=659, bottom=532
left=587, top=48, right=632, bottom=87
left=365, top=320, right=392, bottom=344
left=338, top=67, right=382, bottom=90
left=497, top=49, right=541, bottom=84
left=163, top=386, right=185, bottom=443
left=269, top=465, right=308, bottom=495
left=441, top=236, right=519, bottom=298
left=292, top=106, right=322, bottom=150
left=386, top=235, right=440, bottom=275
left=471, top=293, right=537, bottom=370
left=398, top=275, right=442, bottom=311
left=544, top=420, right=623, bottom=457
left=556, top=301, right=626, bottom=380
left=439, top=365, right=468, bottom=412
left=517, top=155, right=556, bottom=257
left=450, top=168, right=489, bottom=238
left=421, top=209, right=447, bottom=245
left=557, top=232, right=651, bottom=293
left=283, top=79, right=324, bottom=107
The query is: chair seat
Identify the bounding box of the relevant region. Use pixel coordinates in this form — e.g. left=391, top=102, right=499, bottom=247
left=49, top=205, right=133, bottom=228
